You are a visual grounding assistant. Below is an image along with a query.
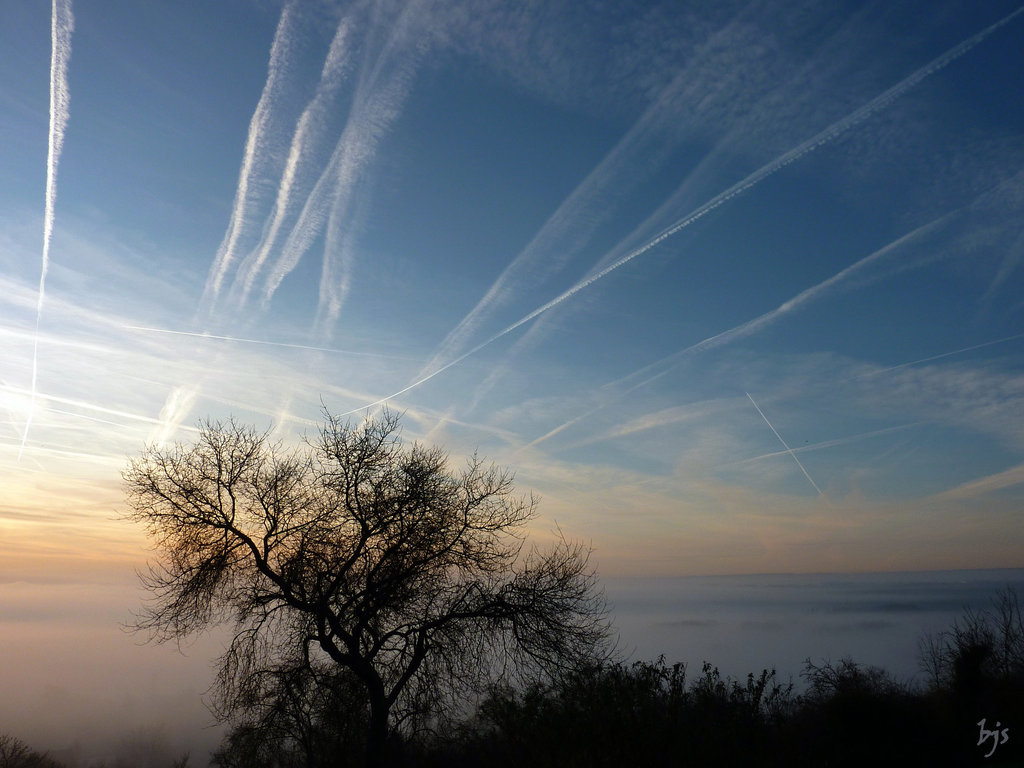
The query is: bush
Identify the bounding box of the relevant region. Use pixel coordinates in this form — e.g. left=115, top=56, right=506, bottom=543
left=917, top=587, right=1024, bottom=765
left=434, top=657, right=795, bottom=767
left=0, top=735, right=64, bottom=768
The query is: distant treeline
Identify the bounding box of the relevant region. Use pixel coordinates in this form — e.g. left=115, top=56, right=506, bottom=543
left=424, top=588, right=1024, bottom=767
left=3, top=588, right=1022, bottom=768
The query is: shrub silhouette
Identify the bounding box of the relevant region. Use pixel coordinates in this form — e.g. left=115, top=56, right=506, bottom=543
left=430, top=657, right=794, bottom=767
left=423, top=590, right=1024, bottom=767
left=918, top=587, right=1024, bottom=765
left=921, top=587, right=1024, bottom=697
left=7, top=587, right=1024, bottom=766
left=0, top=735, right=63, bottom=768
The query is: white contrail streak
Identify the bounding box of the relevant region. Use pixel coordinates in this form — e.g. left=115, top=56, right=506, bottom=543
left=413, top=69, right=695, bottom=383
left=3, top=383, right=199, bottom=431
left=526, top=331, right=1024, bottom=455
left=442, top=196, right=1011, bottom=448
left=19, top=0, right=73, bottom=462
left=202, top=0, right=298, bottom=307
left=262, top=54, right=416, bottom=317
left=232, top=15, right=354, bottom=305
left=522, top=195, right=1015, bottom=452
left=122, top=324, right=416, bottom=360
left=493, top=2, right=1024, bottom=333
left=860, top=332, right=1024, bottom=378
left=262, top=0, right=427, bottom=325
left=746, top=392, right=826, bottom=498
left=337, top=5, right=1024, bottom=415
left=148, top=385, right=199, bottom=448
left=671, top=216, right=956, bottom=360
left=731, top=423, right=918, bottom=465
left=601, top=212, right=957, bottom=401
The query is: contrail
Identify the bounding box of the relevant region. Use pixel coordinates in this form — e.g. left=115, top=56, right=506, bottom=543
left=122, top=324, right=417, bottom=360
left=202, top=0, right=299, bottom=307
left=525, top=330, right=1024, bottom=456
left=671, top=215, right=956, bottom=360
left=522, top=201, right=1010, bottom=453
left=338, top=5, right=1024, bottom=414
left=490, top=1, right=1024, bottom=334
left=262, top=0, right=427, bottom=325
left=746, top=392, right=826, bottom=498
left=413, top=66, right=697, bottom=384
left=19, top=0, right=73, bottom=461
left=416, top=5, right=848, bottom=387
left=3, top=383, right=200, bottom=431
left=266, top=59, right=416, bottom=321
left=860, top=332, right=1024, bottom=378
left=232, top=15, right=355, bottom=305
left=932, top=461, right=1024, bottom=501
left=600, top=211, right=956, bottom=400
left=731, top=423, right=918, bottom=466
left=517, top=223, right=935, bottom=452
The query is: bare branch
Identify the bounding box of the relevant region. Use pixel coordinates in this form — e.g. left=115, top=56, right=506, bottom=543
left=124, top=409, right=612, bottom=766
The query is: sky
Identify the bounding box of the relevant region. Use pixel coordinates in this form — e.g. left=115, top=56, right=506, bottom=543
left=1, top=0, right=1023, bottom=758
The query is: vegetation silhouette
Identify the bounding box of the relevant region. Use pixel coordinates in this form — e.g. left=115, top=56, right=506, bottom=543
left=429, top=589, right=1023, bottom=767
left=0, top=734, right=63, bottom=768
left=2, top=587, right=1022, bottom=765
left=123, top=409, right=611, bottom=768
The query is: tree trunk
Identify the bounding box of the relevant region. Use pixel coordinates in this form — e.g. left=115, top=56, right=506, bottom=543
left=365, top=692, right=390, bottom=768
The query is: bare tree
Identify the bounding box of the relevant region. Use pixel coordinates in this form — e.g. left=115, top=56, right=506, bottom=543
left=0, top=734, right=63, bottom=768
left=918, top=586, right=1024, bottom=694
left=124, top=409, right=611, bottom=767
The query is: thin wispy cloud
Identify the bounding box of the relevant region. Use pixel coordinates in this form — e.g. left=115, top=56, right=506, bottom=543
left=931, top=461, right=1024, bottom=501
left=412, top=53, right=723, bottom=384
left=19, top=0, right=73, bottom=461
left=430, top=204, right=934, bottom=440
left=147, top=384, right=199, bottom=448
left=1, top=383, right=200, bottom=433
left=414, top=13, right=774, bottom=390
left=510, top=2, right=1024, bottom=331
left=526, top=330, right=1024, bottom=472
left=594, top=213, right=960, bottom=403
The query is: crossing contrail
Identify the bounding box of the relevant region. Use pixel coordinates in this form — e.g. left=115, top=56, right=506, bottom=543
left=338, top=4, right=1024, bottom=415
left=746, top=392, right=825, bottom=498
left=730, top=423, right=918, bottom=466
left=19, top=0, right=74, bottom=461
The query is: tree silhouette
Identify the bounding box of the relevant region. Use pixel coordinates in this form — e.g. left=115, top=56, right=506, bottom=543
left=124, top=409, right=610, bottom=767
left=0, top=734, right=63, bottom=768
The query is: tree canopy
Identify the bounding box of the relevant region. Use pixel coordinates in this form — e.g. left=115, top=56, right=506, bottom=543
left=124, top=410, right=611, bottom=767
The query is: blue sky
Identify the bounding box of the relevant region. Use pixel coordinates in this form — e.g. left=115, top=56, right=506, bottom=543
left=4, top=0, right=1024, bottom=576
left=2, top=0, right=1024, bottom=756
